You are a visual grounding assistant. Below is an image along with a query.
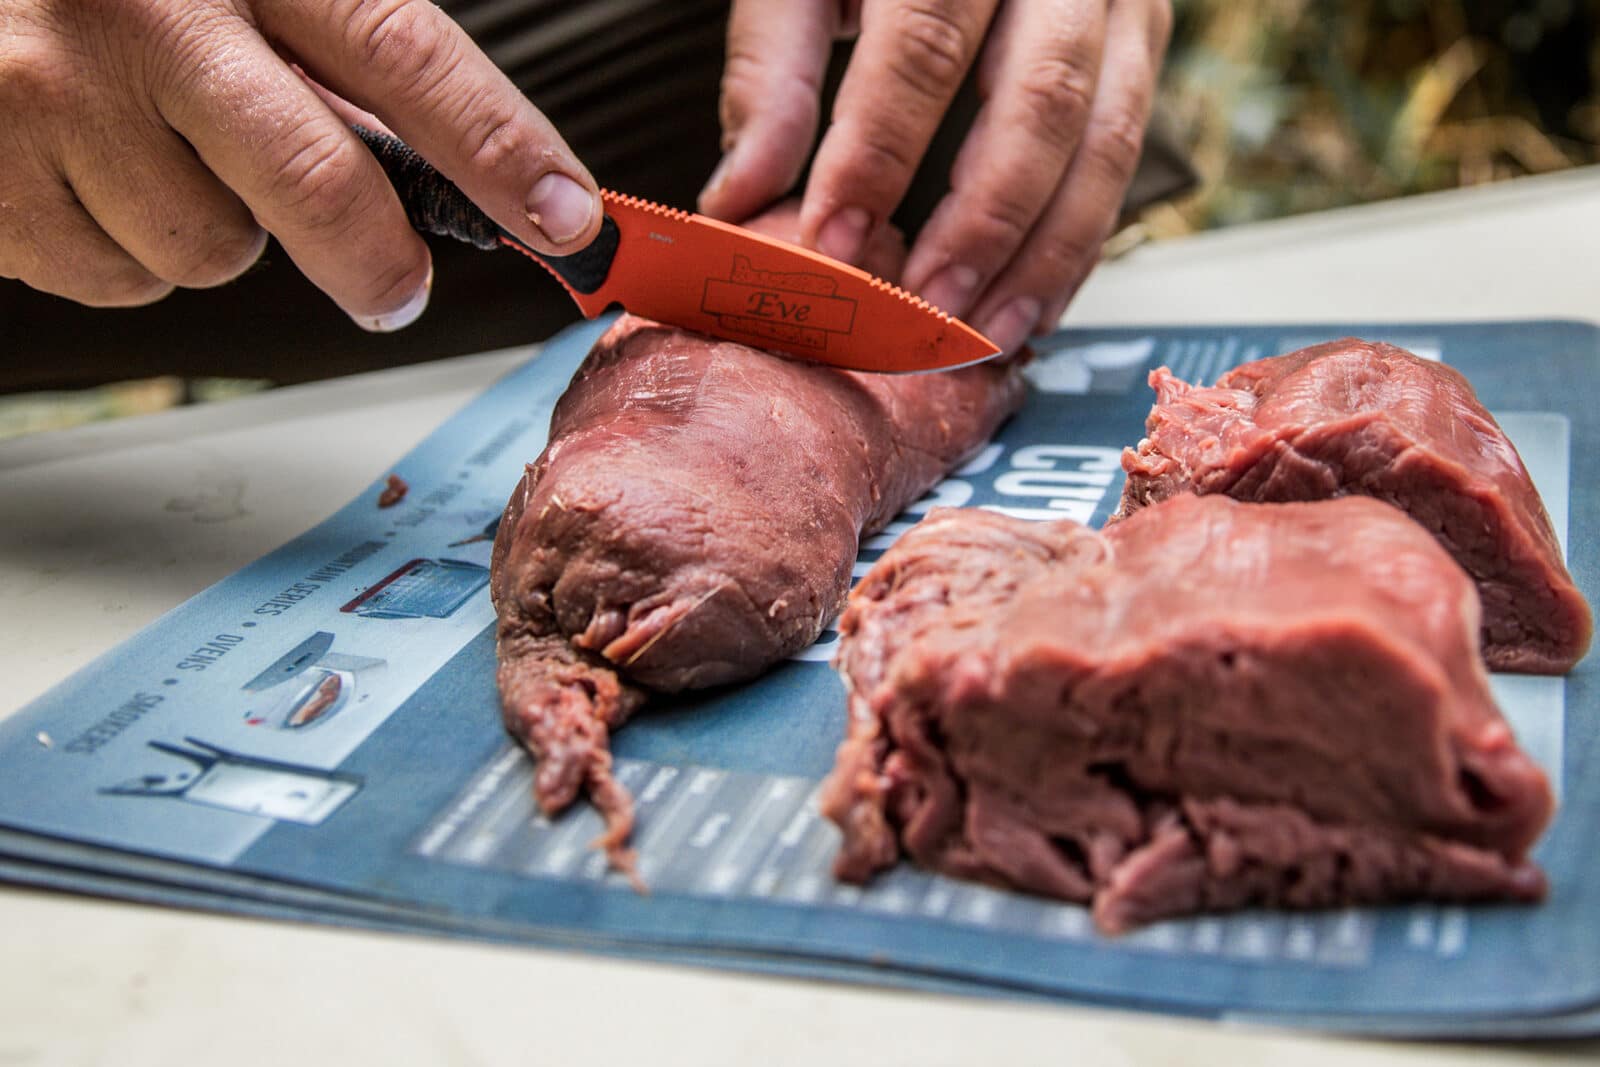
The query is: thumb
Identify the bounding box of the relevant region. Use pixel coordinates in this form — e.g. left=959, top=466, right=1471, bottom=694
left=260, top=0, right=601, bottom=255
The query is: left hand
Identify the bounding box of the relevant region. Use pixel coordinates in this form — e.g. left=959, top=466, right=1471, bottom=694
left=698, top=0, right=1173, bottom=355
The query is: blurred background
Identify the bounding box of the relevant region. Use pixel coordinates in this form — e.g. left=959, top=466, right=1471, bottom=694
left=3, top=0, right=1597, bottom=437
left=1147, top=0, right=1598, bottom=237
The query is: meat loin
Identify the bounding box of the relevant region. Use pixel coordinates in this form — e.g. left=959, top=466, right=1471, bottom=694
left=490, top=212, right=1025, bottom=868
left=1117, top=338, right=1591, bottom=673
left=822, top=494, right=1554, bottom=933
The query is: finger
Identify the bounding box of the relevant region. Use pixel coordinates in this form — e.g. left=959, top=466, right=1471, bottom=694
left=154, top=23, right=435, bottom=330
left=697, top=0, right=838, bottom=223
left=0, top=173, right=171, bottom=307
left=61, top=107, right=268, bottom=290
left=0, top=19, right=169, bottom=307
left=259, top=0, right=601, bottom=255
left=799, top=0, right=999, bottom=265
left=294, top=63, right=394, bottom=136
left=967, top=0, right=1167, bottom=354
left=902, top=0, right=1108, bottom=320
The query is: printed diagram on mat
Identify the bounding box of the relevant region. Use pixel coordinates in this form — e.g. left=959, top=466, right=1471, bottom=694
left=240, top=631, right=386, bottom=732
left=341, top=558, right=490, bottom=620
left=101, top=737, right=362, bottom=824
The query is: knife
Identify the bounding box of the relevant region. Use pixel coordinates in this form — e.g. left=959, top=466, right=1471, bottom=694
left=356, top=128, right=999, bottom=374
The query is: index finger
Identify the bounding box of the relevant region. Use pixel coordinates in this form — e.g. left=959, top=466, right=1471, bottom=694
left=698, top=0, right=838, bottom=223
left=799, top=0, right=999, bottom=265
left=259, top=0, right=602, bottom=255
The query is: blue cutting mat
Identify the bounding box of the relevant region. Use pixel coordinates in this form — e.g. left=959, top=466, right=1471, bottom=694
left=0, top=318, right=1595, bottom=1034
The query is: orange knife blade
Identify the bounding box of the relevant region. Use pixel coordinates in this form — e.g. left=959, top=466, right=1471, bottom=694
left=358, top=129, right=999, bottom=374
left=517, top=192, right=999, bottom=373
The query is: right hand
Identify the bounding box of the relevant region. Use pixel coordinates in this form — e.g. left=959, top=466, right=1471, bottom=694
left=701, top=0, right=1172, bottom=356
left=0, top=0, right=602, bottom=330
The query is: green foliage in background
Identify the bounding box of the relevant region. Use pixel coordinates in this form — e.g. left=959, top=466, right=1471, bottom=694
left=1158, top=0, right=1599, bottom=230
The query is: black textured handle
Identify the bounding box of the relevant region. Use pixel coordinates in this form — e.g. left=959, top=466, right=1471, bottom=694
left=354, top=125, right=619, bottom=295
left=356, top=125, right=501, bottom=249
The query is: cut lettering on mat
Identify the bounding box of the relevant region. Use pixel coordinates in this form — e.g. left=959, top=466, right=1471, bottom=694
left=793, top=442, right=1121, bottom=663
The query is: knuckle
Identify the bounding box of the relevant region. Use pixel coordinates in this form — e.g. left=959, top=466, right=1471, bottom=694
left=0, top=31, right=75, bottom=113
left=717, top=57, right=760, bottom=134
left=0, top=182, right=171, bottom=305
left=456, top=106, right=521, bottom=175
left=846, top=123, right=922, bottom=186
left=78, top=262, right=173, bottom=307
left=356, top=2, right=506, bottom=164
left=719, top=58, right=819, bottom=144
left=151, top=9, right=253, bottom=107
left=361, top=252, right=429, bottom=312
left=167, top=222, right=268, bottom=288
left=1014, top=56, right=1098, bottom=148
left=1091, top=106, right=1151, bottom=184
left=1047, top=231, right=1101, bottom=277
left=967, top=191, right=1038, bottom=253
left=887, top=3, right=980, bottom=100
left=353, top=0, right=455, bottom=102
left=757, top=93, right=820, bottom=150
left=265, top=126, right=368, bottom=237
left=718, top=43, right=767, bottom=101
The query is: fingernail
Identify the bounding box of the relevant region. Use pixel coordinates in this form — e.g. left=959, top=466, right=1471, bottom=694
left=817, top=206, right=871, bottom=265
left=353, top=263, right=432, bottom=333
left=526, top=172, right=597, bottom=245
left=981, top=297, right=1041, bottom=356
left=698, top=148, right=737, bottom=213
left=920, top=263, right=981, bottom=318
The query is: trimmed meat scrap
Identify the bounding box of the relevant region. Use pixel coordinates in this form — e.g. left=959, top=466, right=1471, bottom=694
left=490, top=216, right=1024, bottom=870
left=377, top=473, right=408, bottom=508
left=821, top=495, right=1554, bottom=934
left=1117, top=338, right=1591, bottom=673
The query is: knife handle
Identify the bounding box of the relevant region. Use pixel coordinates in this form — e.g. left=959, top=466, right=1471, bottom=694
left=353, top=125, right=618, bottom=296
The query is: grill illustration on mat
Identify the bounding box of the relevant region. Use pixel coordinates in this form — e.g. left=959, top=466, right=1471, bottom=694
left=101, top=737, right=362, bottom=824
left=341, top=559, right=490, bottom=620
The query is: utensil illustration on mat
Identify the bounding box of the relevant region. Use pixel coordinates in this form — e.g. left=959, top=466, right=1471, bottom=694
left=448, top=513, right=502, bottom=549
left=100, top=737, right=362, bottom=824
left=239, top=631, right=387, bottom=732
left=340, top=558, right=489, bottom=620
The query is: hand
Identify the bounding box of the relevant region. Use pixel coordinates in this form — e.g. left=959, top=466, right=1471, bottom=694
left=699, top=0, right=1172, bottom=355
left=0, top=0, right=601, bottom=330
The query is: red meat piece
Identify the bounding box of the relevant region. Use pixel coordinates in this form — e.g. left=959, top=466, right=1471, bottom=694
left=822, top=496, right=1553, bottom=934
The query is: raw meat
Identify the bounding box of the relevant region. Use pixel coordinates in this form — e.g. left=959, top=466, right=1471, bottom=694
left=821, top=495, right=1553, bottom=933
left=490, top=210, right=1025, bottom=868
left=377, top=473, right=409, bottom=508
left=1117, top=338, right=1591, bottom=673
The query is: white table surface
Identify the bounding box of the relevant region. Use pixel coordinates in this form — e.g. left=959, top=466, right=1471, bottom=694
left=3, top=168, right=1598, bottom=1065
